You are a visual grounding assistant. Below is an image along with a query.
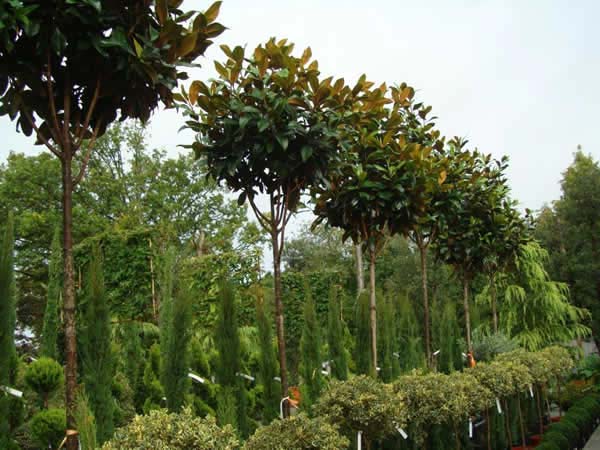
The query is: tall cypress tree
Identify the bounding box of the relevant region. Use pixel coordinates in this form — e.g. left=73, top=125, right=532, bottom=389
left=397, top=294, right=424, bottom=372
left=0, top=213, right=16, bottom=448
left=355, top=291, right=373, bottom=376
left=256, top=291, right=279, bottom=422
left=215, top=279, right=248, bottom=435
left=81, top=245, right=114, bottom=444
left=327, top=285, right=348, bottom=380
left=120, top=322, right=143, bottom=410
left=41, top=227, right=61, bottom=360
left=378, top=294, right=398, bottom=382
left=159, top=248, right=191, bottom=413
left=299, top=281, right=323, bottom=409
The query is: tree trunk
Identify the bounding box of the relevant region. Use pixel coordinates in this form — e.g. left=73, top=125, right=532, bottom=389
left=355, top=244, right=365, bottom=293
left=418, top=241, right=432, bottom=367
left=462, top=276, right=472, bottom=353
left=62, top=156, right=78, bottom=450
left=517, top=396, right=526, bottom=447
left=368, top=243, right=377, bottom=377
left=490, top=273, right=498, bottom=334
left=271, top=226, right=289, bottom=417
left=503, top=398, right=513, bottom=447
left=485, top=408, right=491, bottom=450
left=535, top=385, right=544, bottom=435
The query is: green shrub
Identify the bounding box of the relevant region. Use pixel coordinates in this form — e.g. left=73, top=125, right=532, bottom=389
left=243, top=414, right=349, bottom=450
left=547, top=420, right=579, bottom=444
left=102, top=407, right=239, bottom=449
left=541, top=431, right=569, bottom=450
left=535, top=442, right=561, bottom=450
left=74, top=390, right=97, bottom=450
left=24, top=357, right=63, bottom=408
left=30, top=408, right=66, bottom=450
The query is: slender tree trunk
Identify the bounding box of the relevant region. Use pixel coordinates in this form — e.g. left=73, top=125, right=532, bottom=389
left=271, top=226, right=289, bottom=417
left=355, top=244, right=365, bottom=293
left=503, top=398, right=513, bottom=447
left=62, top=155, right=78, bottom=450
left=517, top=396, right=526, bottom=447
left=490, top=273, right=498, bottom=334
left=535, top=385, right=544, bottom=435
left=368, top=242, right=377, bottom=377
left=486, top=408, right=491, bottom=450
left=149, top=238, right=157, bottom=322
left=462, top=276, right=472, bottom=353
left=418, top=241, right=432, bottom=367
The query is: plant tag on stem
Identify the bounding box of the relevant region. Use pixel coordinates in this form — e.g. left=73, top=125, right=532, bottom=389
left=357, top=431, right=362, bottom=450
left=395, top=425, right=408, bottom=439
left=469, top=418, right=473, bottom=438
left=496, top=397, right=503, bottom=414
left=529, top=385, right=534, bottom=398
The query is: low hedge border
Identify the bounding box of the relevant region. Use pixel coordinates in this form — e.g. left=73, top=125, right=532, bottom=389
left=538, top=394, right=600, bottom=450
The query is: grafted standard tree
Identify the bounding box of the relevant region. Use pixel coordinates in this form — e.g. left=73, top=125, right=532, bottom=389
left=179, top=39, right=346, bottom=414
left=313, top=82, right=431, bottom=374
left=0, top=2, right=224, bottom=445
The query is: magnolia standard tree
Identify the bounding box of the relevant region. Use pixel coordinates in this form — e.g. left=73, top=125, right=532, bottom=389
left=0, top=2, right=224, bottom=445
left=312, top=83, right=436, bottom=374
left=179, top=39, right=348, bottom=414
left=434, top=147, right=511, bottom=352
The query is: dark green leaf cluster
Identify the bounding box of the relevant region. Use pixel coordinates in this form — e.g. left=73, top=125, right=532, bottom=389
left=0, top=0, right=225, bottom=140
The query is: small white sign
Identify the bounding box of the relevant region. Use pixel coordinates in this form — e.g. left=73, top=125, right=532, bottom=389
left=529, top=385, right=534, bottom=398
left=1, top=385, right=23, bottom=398
left=468, top=419, right=473, bottom=438
left=496, top=397, right=503, bottom=414
left=396, top=426, right=408, bottom=439
left=236, top=372, right=255, bottom=382
left=433, top=349, right=440, bottom=356
left=357, top=431, right=363, bottom=450
left=188, top=373, right=205, bottom=384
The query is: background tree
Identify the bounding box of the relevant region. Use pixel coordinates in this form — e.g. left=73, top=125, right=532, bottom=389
left=327, top=284, right=348, bottom=380
left=535, top=149, right=600, bottom=346
left=355, top=291, right=373, bottom=375
left=80, top=245, right=114, bottom=443
left=255, top=290, right=279, bottom=422
left=215, top=279, right=247, bottom=435
left=159, top=248, right=191, bottom=413
left=41, top=227, right=61, bottom=360
left=0, top=3, right=224, bottom=445
left=299, top=280, right=323, bottom=408
left=0, top=212, right=15, bottom=449
left=179, top=39, right=345, bottom=414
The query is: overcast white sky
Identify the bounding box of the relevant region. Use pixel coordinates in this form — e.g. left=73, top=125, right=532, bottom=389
left=1, top=0, right=599, bottom=221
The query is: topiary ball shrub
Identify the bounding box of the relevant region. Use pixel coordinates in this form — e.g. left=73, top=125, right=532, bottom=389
left=547, top=420, right=579, bottom=444
left=102, top=408, right=239, bottom=449
left=24, top=357, right=63, bottom=408
left=243, top=414, right=349, bottom=450
left=30, top=408, right=66, bottom=449
left=541, top=431, right=569, bottom=450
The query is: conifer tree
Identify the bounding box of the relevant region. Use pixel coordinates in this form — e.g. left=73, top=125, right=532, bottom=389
left=81, top=245, right=114, bottom=444
left=299, top=281, right=323, bottom=408
left=256, top=291, right=279, bottom=422
left=215, top=279, right=248, bottom=435
left=159, top=249, right=191, bottom=413
left=378, top=295, right=398, bottom=381
left=0, top=213, right=16, bottom=448
left=41, top=227, right=61, bottom=360
left=327, top=285, right=348, bottom=380
left=120, top=322, right=143, bottom=409
left=355, top=291, right=373, bottom=376
left=396, top=294, right=424, bottom=372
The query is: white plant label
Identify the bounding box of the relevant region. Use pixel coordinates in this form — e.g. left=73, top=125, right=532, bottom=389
left=529, top=385, right=534, bottom=398
left=469, top=419, right=473, bottom=438
left=1, top=385, right=22, bottom=398
left=357, top=431, right=362, bottom=450
left=188, top=373, right=205, bottom=384
left=496, top=397, right=502, bottom=414
left=396, top=426, right=408, bottom=439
